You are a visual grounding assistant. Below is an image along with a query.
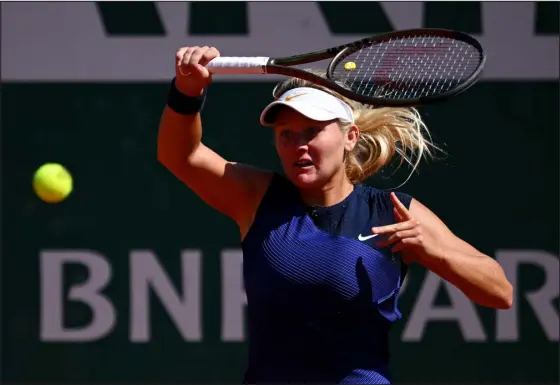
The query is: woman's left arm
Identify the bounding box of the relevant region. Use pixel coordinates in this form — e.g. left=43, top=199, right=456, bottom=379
left=374, top=193, right=513, bottom=310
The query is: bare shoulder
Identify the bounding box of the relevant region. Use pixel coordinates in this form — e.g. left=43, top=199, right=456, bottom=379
left=233, top=163, right=274, bottom=239
left=172, top=143, right=273, bottom=233
left=230, top=162, right=274, bottom=197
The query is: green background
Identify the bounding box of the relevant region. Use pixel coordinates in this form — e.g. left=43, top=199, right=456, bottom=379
left=2, top=81, right=558, bottom=383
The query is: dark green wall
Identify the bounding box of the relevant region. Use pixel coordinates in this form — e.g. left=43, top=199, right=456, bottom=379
left=1, top=81, right=558, bottom=383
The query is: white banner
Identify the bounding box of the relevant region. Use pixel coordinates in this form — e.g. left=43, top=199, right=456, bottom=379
left=1, top=2, right=558, bottom=81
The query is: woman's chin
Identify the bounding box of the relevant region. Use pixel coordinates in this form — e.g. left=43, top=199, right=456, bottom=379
left=288, top=171, right=322, bottom=189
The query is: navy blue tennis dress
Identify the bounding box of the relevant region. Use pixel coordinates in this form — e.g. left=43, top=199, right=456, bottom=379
left=241, top=173, right=412, bottom=384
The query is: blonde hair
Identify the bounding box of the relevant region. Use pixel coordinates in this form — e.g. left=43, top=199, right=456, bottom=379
left=273, top=70, right=441, bottom=186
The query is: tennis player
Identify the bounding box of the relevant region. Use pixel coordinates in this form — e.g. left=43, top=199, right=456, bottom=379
left=158, top=46, right=513, bottom=384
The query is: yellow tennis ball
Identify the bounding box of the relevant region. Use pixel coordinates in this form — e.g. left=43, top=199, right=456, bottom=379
left=33, top=163, right=73, bottom=203
left=344, top=61, right=356, bottom=71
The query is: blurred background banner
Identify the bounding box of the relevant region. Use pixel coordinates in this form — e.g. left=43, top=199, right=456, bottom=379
left=1, top=1, right=558, bottom=384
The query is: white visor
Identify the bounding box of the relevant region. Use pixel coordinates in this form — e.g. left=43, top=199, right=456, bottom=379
left=260, top=87, right=355, bottom=126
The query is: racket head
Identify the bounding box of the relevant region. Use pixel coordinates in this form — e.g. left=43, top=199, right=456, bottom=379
left=324, top=28, right=486, bottom=106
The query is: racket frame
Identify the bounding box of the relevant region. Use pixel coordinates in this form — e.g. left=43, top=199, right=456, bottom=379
left=265, top=28, right=486, bottom=106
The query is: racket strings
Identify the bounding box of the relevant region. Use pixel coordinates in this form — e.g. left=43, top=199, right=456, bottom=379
left=331, top=35, right=481, bottom=100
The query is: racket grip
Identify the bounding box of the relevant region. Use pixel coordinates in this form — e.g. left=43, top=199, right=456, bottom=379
left=206, top=57, right=270, bottom=74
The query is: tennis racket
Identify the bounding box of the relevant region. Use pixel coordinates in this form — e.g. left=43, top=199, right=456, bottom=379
left=205, top=28, right=486, bottom=106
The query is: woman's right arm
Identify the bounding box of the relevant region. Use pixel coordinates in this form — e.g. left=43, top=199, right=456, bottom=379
left=157, top=46, right=272, bottom=236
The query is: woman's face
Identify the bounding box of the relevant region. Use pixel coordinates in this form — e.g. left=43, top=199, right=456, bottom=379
left=273, top=107, right=357, bottom=189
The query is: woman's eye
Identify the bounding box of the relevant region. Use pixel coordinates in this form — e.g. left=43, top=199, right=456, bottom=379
left=279, top=131, right=292, bottom=139
left=305, top=127, right=320, bottom=137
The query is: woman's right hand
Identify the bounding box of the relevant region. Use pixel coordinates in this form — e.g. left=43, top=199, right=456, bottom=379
left=175, top=46, right=221, bottom=97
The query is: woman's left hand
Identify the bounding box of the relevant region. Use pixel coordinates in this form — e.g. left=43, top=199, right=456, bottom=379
left=372, top=192, right=445, bottom=264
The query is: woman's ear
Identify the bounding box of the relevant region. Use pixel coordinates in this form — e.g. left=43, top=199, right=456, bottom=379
left=345, top=124, right=359, bottom=152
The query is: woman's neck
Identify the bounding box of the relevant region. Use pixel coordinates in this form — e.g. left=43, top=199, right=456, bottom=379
left=299, top=175, right=355, bottom=208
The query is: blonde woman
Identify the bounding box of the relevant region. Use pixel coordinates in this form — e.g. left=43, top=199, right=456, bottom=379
left=158, top=46, right=513, bottom=384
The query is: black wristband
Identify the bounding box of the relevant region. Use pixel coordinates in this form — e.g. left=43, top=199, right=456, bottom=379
left=166, top=78, right=206, bottom=115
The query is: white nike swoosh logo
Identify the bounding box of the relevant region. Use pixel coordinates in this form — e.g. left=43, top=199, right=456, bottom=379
left=358, top=234, right=378, bottom=241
